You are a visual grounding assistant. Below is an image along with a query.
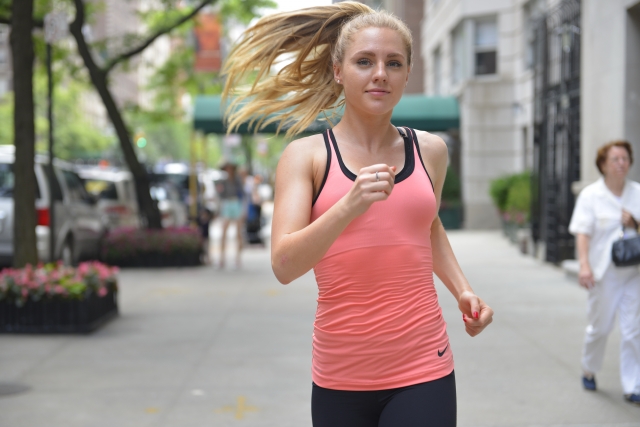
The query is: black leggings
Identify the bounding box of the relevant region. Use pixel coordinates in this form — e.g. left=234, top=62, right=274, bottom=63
left=311, top=371, right=456, bottom=427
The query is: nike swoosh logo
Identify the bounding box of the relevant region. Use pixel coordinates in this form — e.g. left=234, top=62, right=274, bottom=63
left=438, top=344, right=449, bottom=357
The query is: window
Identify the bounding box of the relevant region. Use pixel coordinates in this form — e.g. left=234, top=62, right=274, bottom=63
left=0, top=163, right=15, bottom=197
left=523, top=0, right=545, bottom=70
left=62, top=170, right=91, bottom=203
left=433, top=47, right=442, bottom=95
left=85, top=180, right=118, bottom=200
left=474, top=18, right=497, bottom=75
left=42, top=165, right=62, bottom=201
left=452, top=24, right=465, bottom=85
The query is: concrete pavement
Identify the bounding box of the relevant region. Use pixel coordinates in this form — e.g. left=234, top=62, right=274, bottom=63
left=1, top=229, right=639, bottom=426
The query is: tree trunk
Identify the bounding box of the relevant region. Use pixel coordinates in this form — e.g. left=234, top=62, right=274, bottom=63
left=70, top=0, right=162, bottom=229
left=10, top=0, right=38, bottom=267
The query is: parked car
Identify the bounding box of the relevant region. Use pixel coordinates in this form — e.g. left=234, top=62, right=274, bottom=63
left=0, top=146, right=107, bottom=266
left=76, top=167, right=141, bottom=230
left=152, top=163, right=225, bottom=217
left=149, top=181, right=189, bottom=228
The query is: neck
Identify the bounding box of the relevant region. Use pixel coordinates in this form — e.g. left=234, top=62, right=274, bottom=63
left=604, top=175, right=625, bottom=196
left=333, top=104, right=397, bottom=151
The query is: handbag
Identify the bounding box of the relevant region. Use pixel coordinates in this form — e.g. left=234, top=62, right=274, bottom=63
left=611, top=227, right=640, bottom=267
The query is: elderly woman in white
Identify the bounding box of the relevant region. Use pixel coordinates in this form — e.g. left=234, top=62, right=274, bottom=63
left=569, top=140, right=640, bottom=405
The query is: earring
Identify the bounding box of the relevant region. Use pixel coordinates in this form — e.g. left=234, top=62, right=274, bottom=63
left=336, top=79, right=341, bottom=84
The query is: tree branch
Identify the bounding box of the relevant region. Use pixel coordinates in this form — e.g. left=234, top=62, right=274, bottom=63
left=103, top=0, right=217, bottom=75
left=71, top=0, right=163, bottom=229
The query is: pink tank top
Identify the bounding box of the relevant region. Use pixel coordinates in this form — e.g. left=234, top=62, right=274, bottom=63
left=310, top=127, right=453, bottom=391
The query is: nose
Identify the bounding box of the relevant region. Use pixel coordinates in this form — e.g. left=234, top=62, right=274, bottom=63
left=372, top=61, right=388, bottom=82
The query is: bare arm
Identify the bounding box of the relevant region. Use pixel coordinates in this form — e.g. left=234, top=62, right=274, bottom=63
left=271, top=136, right=396, bottom=284
left=417, top=131, right=493, bottom=337
left=576, top=233, right=595, bottom=289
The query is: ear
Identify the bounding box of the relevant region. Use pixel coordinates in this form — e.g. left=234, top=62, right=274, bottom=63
left=333, top=62, right=343, bottom=84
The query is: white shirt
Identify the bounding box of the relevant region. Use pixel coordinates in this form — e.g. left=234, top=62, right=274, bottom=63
left=568, top=178, right=640, bottom=280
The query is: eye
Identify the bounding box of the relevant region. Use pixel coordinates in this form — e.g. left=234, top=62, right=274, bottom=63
left=356, top=58, right=372, bottom=66
left=388, top=61, right=403, bottom=67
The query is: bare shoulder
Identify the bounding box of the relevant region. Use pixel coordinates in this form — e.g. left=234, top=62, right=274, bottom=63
left=279, top=133, right=326, bottom=169
left=414, top=130, right=448, bottom=163
left=277, top=133, right=327, bottom=191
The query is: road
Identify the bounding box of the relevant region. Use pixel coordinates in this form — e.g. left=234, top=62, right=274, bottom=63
left=0, top=228, right=639, bottom=426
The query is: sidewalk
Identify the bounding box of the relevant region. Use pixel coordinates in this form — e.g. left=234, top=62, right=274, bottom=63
left=0, top=230, right=639, bottom=427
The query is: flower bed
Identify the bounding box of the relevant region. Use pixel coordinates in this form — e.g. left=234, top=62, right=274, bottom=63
left=0, top=262, right=119, bottom=333
left=101, top=227, right=202, bottom=267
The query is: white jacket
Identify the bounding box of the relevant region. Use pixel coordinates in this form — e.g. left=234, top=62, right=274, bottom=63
left=568, top=178, right=640, bottom=281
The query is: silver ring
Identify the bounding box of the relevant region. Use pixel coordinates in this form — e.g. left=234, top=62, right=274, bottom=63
left=375, top=171, right=379, bottom=182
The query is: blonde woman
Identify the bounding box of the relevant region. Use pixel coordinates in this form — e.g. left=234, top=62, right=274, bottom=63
left=223, top=3, right=493, bottom=425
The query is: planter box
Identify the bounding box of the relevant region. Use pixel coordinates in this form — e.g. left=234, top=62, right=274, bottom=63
left=439, top=206, right=463, bottom=230
left=101, top=227, right=203, bottom=268
left=0, top=290, right=118, bottom=334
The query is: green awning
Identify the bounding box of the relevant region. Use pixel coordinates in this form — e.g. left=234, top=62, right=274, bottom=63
left=193, top=94, right=459, bottom=134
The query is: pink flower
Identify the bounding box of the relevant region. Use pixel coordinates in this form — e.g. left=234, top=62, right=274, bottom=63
left=97, top=287, right=108, bottom=297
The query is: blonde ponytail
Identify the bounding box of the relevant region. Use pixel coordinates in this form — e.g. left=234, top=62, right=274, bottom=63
left=221, top=2, right=412, bottom=137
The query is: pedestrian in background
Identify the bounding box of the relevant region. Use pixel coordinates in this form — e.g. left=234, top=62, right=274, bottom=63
left=569, top=140, right=640, bottom=405
left=246, top=175, right=265, bottom=245
left=223, top=3, right=493, bottom=426
left=197, top=208, right=212, bottom=265
left=216, top=162, right=244, bottom=269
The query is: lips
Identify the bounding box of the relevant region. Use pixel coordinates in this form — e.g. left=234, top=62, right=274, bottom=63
left=366, top=89, right=389, bottom=94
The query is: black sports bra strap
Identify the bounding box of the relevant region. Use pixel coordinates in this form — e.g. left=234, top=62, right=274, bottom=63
left=404, top=127, right=435, bottom=192
left=312, top=130, right=332, bottom=206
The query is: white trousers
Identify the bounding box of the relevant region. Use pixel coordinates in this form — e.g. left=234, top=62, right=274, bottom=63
left=581, top=265, right=640, bottom=394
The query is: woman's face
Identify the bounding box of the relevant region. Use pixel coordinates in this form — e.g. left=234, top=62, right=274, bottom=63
left=602, top=146, right=631, bottom=180
left=334, top=27, right=410, bottom=116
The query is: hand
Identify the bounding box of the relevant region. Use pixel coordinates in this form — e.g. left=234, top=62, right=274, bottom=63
left=622, top=210, right=638, bottom=229
left=578, top=264, right=595, bottom=289
left=459, top=290, right=493, bottom=337
left=342, top=164, right=396, bottom=218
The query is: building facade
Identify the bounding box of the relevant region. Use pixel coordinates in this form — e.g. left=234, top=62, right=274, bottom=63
left=581, top=0, right=640, bottom=185
left=424, top=0, right=640, bottom=263
left=424, top=0, right=558, bottom=229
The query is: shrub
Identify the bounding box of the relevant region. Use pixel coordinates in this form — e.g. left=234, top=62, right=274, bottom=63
left=490, top=175, right=515, bottom=213
left=0, top=261, right=118, bottom=307
left=101, top=227, right=202, bottom=267
left=489, top=171, right=532, bottom=225
left=441, top=166, right=461, bottom=204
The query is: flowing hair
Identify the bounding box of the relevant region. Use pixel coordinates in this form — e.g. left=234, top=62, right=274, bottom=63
left=221, top=2, right=413, bottom=137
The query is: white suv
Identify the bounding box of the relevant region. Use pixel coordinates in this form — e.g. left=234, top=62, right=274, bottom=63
left=0, top=146, right=107, bottom=266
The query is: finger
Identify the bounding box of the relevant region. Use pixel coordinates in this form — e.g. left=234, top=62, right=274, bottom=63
left=360, top=164, right=396, bottom=177
left=365, top=181, right=394, bottom=193
left=470, top=297, right=481, bottom=320
left=478, top=306, right=493, bottom=322
left=371, top=172, right=393, bottom=183
left=460, top=293, right=480, bottom=319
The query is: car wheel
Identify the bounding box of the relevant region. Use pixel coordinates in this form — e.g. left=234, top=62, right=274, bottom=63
left=61, top=238, right=76, bottom=267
